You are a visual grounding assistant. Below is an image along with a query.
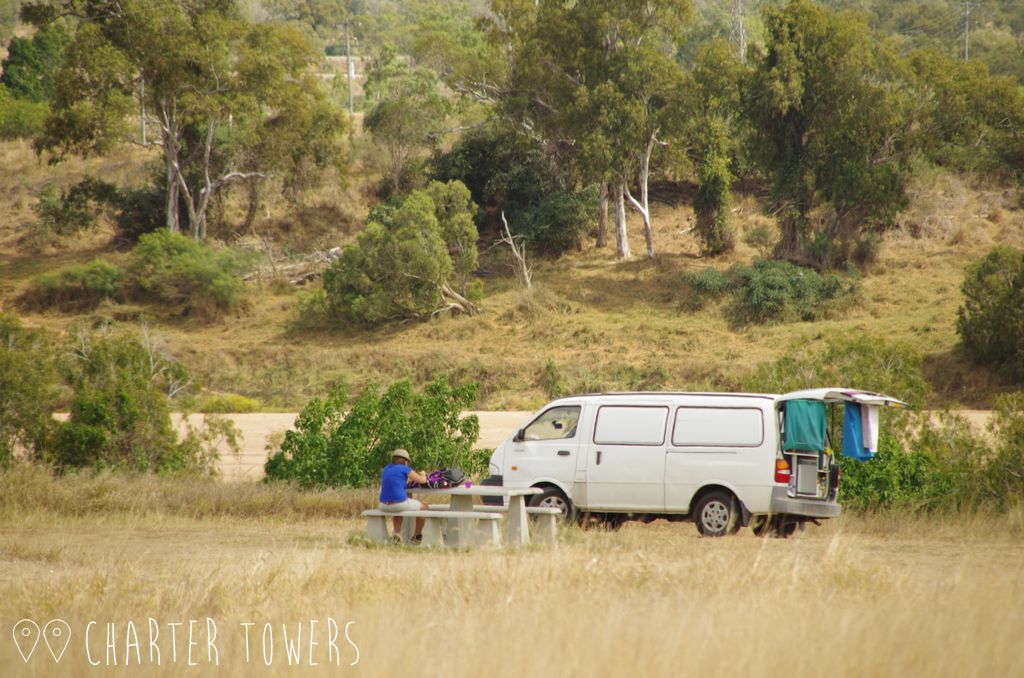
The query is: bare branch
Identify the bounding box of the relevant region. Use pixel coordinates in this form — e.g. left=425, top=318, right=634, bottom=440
left=499, top=211, right=532, bottom=290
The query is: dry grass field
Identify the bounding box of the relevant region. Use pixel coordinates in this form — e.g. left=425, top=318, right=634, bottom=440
left=1, top=469, right=1023, bottom=677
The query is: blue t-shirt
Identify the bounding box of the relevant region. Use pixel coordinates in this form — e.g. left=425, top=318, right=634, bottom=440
left=380, top=464, right=412, bottom=502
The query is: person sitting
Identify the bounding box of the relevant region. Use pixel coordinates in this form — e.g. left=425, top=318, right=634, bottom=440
left=378, top=448, right=428, bottom=543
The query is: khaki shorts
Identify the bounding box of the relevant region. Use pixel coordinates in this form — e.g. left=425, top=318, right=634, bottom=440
left=378, top=499, right=424, bottom=513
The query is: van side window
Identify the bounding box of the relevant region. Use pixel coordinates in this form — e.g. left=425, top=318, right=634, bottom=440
left=594, top=406, right=668, bottom=445
left=523, top=406, right=581, bottom=441
left=671, top=407, right=764, bottom=447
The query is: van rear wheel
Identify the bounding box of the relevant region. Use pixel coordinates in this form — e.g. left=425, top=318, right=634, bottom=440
left=693, top=491, right=740, bottom=537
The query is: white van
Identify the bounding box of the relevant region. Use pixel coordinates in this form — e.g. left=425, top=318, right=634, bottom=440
left=484, top=388, right=906, bottom=537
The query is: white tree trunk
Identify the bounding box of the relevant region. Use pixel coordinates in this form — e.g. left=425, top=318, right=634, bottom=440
left=597, top=182, right=609, bottom=248
left=625, top=133, right=657, bottom=259
left=614, top=182, right=630, bottom=259
left=160, top=104, right=181, bottom=233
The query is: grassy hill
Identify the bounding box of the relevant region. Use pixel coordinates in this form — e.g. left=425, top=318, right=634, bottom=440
left=1, top=139, right=1021, bottom=411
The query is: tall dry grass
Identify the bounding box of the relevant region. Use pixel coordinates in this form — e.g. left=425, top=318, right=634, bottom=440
left=1, top=469, right=1022, bottom=676
left=0, top=463, right=375, bottom=520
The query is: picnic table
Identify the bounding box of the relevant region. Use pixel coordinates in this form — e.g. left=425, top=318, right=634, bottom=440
left=408, top=486, right=543, bottom=547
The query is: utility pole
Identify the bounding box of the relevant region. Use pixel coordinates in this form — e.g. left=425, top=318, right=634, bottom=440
left=345, top=21, right=354, bottom=114
left=963, top=0, right=970, bottom=61
left=730, top=0, right=747, bottom=62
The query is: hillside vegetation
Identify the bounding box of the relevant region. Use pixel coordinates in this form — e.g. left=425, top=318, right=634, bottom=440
left=1, top=135, right=1019, bottom=410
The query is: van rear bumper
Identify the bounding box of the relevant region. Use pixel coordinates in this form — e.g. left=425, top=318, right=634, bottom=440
left=769, top=487, right=841, bottom=518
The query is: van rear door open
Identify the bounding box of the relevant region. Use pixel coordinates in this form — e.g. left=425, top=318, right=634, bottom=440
left=583, top=402, right=670, bottom=511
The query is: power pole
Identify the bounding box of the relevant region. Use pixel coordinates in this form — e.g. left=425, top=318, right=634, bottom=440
left=730, top=0, right=747, bottom=62
left=963, top=0, right=970, bottom=61
left=345, top=22, right=355, bottom=114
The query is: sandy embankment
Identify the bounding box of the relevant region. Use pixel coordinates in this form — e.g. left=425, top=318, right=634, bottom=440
left=173, top=411, right=534, bottom=481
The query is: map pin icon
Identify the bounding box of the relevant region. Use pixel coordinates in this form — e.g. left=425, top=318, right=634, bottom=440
left=42, top=620, right=71, bottom=663
left=12, top=619, right=40, bottom=663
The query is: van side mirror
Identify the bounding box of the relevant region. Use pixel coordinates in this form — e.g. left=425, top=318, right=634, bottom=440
left=513, top=428, right=524, bottom=442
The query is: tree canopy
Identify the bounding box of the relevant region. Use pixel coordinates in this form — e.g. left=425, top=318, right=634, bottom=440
left=22, top=0, right=348, bottom=239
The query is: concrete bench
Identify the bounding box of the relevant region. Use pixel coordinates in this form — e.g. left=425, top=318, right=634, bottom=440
left=426, top=504, right=562, bottom=544
left=362, top=509, right=504, bottom=547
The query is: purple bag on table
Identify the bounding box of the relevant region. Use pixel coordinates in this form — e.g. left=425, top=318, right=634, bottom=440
left=410, top=468, right=466, bottom=489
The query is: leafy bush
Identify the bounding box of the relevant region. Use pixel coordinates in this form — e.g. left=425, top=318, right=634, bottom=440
left=682, top=260, right=859, bottom=323
left=516, top=187, right=597, bottom=255
left=52, top=328, right=202, bottom=473
left=0, top=315, right=59, bottom=465
left=264, top=377, right=485, bottom=489
left=31, top=178, right=120, bottom=236
left=0, top=23, right=68, bottom=102
left=433, top=124, right=595, bottom=255
left=129, top=229, right=256, bottom=320
left=837, top=430, right=961, bottom=512
left=981, top=393, right=1024, bottom=506
left=743, top=226, right=775, bottom=258
left=684, top=268, right=735, bottom=296
left=321, top=182, right=478, bottom=326
left=22, top=259, right=125, bottom=312
left=731, top=259, right=858, bottom=323
left=19, top=230, right=254, bottom=320
left=957, top=246, right=1024, bottom=379
left=112, top=183, right=165, bottom=242
left=0, top=87, right=47, bottom=139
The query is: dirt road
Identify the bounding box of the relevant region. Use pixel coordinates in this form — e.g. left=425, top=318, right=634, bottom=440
left=177, top=411, right=534, bottom=481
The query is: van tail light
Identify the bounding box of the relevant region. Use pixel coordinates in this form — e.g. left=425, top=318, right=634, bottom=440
left=774, top=458, right=791, bottom=484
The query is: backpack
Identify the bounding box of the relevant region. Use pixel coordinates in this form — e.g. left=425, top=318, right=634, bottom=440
left=420, top=467, right=466, bottom=489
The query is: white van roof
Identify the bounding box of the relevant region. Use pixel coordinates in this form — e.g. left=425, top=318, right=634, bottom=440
left=549, top=389, right=909, bottom=408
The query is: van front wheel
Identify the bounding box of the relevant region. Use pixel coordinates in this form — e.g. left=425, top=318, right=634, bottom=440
left=693, top=491, right=740, bottom=537
left=529, top=487, right=573, bottom=521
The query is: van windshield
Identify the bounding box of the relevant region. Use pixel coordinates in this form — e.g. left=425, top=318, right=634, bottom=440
left=524, top=406, right=581, bottom=440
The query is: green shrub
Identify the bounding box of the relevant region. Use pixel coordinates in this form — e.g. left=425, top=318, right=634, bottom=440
left=743, top=226, right=775, bottom=258
left=982, top=393, right=1024, bottom=507
left=22, top=259, right=125, bottom=312
left=684, top=268, right=735, bottom=296
left=31, top=178, right=119, bottom=236
left=264, top=376, right=484, bottom=489
left=433, top=124, right=594, bottom=256
left=52, top=328, right=199, bottom=473
left=515, top=187, right=597, bottom=255
left=0, top=87, right=47, bottom=139
left=538, top=359, right=568, bottom=399
left=321, top=183, right=478, bottom=326
left=112, top=183, right=166, bottom=242
left=731, top=259, right=858, bottom=323
left=837, top=430, right=958, bottom=511
left=957, top=246, right=1024, bottom=379
left=128, top=229, right=256, bottom=321
left=0, top=315, right=59, bottom=465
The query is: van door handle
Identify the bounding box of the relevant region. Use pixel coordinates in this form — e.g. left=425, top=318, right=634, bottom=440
left=557, top=450, right=570, bottom=456
left=596, top=451, right=602, bottom=465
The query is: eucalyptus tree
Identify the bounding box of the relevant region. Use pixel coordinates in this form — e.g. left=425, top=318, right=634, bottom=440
left=363, top=63, right=451, bottom=194
left=22, top=0, right=347, bottom=239
left=489, top=0, right=692, bottom=259
left=747, top=0, right=916, bottom=268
